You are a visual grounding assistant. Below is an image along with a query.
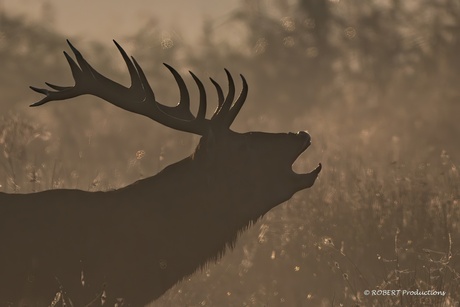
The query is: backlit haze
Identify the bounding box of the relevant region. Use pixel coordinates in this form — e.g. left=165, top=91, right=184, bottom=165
left=1, top=0, right=237, bottom=43
left=1, top=1, right=459, bottom=305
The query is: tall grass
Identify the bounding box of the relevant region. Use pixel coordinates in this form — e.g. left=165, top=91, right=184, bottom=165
left=2, top=99, right=457, bottom=306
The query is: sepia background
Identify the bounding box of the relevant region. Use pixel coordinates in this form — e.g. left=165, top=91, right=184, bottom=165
left=1, top=0, right=459, bottom=306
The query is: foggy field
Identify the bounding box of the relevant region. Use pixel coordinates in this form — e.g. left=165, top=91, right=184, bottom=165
left=1, top=1, right=459, bottom=306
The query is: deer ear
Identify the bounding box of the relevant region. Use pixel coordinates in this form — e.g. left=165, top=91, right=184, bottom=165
left=192, top=130, right=215, bottom=163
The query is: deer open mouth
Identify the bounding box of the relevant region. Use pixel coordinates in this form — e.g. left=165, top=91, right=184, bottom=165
left=291, top=131, right=322, bottom=188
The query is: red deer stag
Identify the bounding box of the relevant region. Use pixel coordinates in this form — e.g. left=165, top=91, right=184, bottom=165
left=0, top=40, right=321, bottom=306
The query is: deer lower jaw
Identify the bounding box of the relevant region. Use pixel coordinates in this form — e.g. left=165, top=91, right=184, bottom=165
left=293, top=163, right=322, bottom=188
left=283, top=163, right=321, bottom=193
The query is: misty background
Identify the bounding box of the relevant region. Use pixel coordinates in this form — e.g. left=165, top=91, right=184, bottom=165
left=1, top=0, right=459, bottom=306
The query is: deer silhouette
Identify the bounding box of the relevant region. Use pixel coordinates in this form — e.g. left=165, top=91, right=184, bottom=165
left=0, top=40, right=321, bottom=306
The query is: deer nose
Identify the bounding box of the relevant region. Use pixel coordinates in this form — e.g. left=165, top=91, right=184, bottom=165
left=296, top=131, right=311, bottom=142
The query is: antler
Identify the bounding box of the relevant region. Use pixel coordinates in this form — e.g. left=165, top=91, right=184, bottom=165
left=30, top=40, right=248, bottom=135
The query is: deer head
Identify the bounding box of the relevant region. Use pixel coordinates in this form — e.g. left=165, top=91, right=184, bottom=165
left=0, top=40, right=321, bottom=306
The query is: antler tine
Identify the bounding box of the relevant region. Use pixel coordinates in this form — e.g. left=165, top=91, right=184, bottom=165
left=189, top=71, right=207, bottom=121
left=210, top=78, right=224, bottom=119
left=130, top=56, right=157, bottom=105
left=112, top=40, right=144, bottom=95
left=223, top=74, right=248, bottom=128
left=67, top=40, right=94, bottom=77
left=213, top=69, right=235, bottom=122
left=45, top=83, right=72, bottom=91
left=162, top=64, right=194, bottom=120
